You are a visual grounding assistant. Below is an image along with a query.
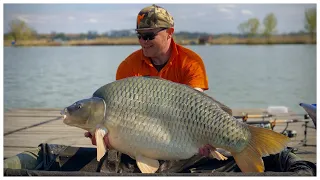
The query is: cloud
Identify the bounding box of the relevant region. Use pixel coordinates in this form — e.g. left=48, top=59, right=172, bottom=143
left=218, top=7, right=232, bottom=13
left=225, top=15, right=235, bottom=20
left=241, top=9, right=253, bottom=16
left=224, top=4, right=236, bottom=8
left=12, top=14, right=57, bottom=24
left=211, top=4, right=237, bottom=9
left=37, top=15, right=58, bottom=20
left=195, top=12, right=207, bottom=17
left=172, top=4, right=236, bottom=22
left=16, top=15, right=29, bottom=23
left=213, top=4, right=236, bottom=20
left=85, top=18, right=98, bottom=23
left=213, top=4, right=236, bottom=18
left=68, top=16, right=75, bottom=21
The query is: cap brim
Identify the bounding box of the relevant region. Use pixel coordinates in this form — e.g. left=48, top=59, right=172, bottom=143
left=135, top=27, right=159, bottom=31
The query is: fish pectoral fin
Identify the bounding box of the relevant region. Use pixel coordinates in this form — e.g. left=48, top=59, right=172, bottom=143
left=210, top=150, right=228, bottom=161
left=136, top=155, right=159, bottom=173
left=95, top=127, right=108, bottom=161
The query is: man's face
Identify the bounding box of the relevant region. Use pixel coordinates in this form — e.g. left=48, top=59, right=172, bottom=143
left=136, top=28, right=171, bottom=58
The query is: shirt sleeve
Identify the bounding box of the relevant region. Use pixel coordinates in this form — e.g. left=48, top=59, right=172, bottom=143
left=182, top=59, right=209, bottom=91
left=116, top=60, right=133, bottom=80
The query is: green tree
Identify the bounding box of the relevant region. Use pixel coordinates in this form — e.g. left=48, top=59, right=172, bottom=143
left=304, top=7, right=316, bottom=40
left=263, top=13, right=277, bottom=40
left=247, top=18, right=260, bottom=37
left=238, top=18, right=260, bottom=38
left=238, top=22, right=250, bottom=37
left=8, top=19, right=36, bottom=41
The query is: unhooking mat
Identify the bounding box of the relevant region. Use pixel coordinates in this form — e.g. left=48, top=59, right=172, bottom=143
left=3, top=143, right=316, bottom=176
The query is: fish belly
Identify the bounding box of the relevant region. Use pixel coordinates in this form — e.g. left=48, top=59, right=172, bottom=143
left=107, top=122, right=199, bottom=160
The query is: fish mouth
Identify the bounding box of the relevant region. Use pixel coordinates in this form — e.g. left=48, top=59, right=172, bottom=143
left=60, top=107, right=70, bottom=124
left=60, top=107, right=66, bottom=117
left=59, top=107, right=90, bottom=129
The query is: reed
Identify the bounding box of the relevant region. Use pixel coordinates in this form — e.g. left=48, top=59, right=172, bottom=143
left=209, top=35, right=316, bottom=45
left=67, top=37, right=139, bottom=46
left=4, top=39, right=62, bottom=46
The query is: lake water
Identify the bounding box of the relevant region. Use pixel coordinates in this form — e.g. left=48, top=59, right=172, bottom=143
left=3, top=45, right=317, bottom=114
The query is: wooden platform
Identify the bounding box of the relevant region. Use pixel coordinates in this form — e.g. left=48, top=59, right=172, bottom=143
left=3, top=108, right=317, bottom=164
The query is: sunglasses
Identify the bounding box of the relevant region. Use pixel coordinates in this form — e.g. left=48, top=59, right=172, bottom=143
left=137, top=28, right=167, bottom=41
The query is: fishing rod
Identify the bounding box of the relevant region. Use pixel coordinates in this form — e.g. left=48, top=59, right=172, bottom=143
left=244, top=119, right=310, bottom=124
left=242, top=118, right=310, bottom=139
left=4, top=116, right=62, bottom=136
left=234, top=105, right=310, bottom=121
left=234, top=114, right=272, bottom=121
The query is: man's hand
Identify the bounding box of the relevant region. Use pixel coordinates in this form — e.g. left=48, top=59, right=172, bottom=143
left=194, top=87, right=204, bottom=92
left=84, top=131, right=112, bottom=149
left=84, top=131, right=97, bottom=145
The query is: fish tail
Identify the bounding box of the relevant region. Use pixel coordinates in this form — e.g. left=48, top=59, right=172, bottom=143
left=231, top=125, right=290, bottom=173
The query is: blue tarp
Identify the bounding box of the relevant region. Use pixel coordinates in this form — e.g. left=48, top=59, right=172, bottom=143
left=299, top=103, right=316, bottom=127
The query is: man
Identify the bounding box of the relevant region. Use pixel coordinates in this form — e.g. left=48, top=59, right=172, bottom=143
left=84, top=4, right=213, bottom=171
left=116, top=4, right=209, bottom=92
left=85, top=3, right=210, bottom=144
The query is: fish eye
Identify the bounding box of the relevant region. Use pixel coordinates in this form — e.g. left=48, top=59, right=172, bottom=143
left=72, top=102, right=82, bottom=110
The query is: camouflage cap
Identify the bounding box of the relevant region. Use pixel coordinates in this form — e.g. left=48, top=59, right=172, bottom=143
left=136, top=4, right=174, bottom=31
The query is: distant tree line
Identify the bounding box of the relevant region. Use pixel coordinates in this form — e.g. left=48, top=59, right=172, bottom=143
left=4, top=7, right=316, bottom=42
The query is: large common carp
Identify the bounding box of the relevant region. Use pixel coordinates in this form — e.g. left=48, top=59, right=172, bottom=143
left=61, top=76, right=290, bottom=173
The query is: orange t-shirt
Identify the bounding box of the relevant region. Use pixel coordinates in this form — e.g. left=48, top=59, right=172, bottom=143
left=116, top=40, right=209, bottom=90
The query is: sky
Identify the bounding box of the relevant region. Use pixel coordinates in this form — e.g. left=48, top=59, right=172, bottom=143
left=3, top=2, right=317, bottom=34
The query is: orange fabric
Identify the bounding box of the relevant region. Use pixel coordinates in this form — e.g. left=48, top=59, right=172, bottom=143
left=116, top=39, right=209, bottom=90
left=137, top=14, right=145, bottom=25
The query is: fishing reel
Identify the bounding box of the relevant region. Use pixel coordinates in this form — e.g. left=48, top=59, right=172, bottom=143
left=282, top=130, right=297, bottom=138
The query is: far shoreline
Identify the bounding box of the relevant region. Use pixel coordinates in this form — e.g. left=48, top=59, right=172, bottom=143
left=4, top=35, right=316, bottom=47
